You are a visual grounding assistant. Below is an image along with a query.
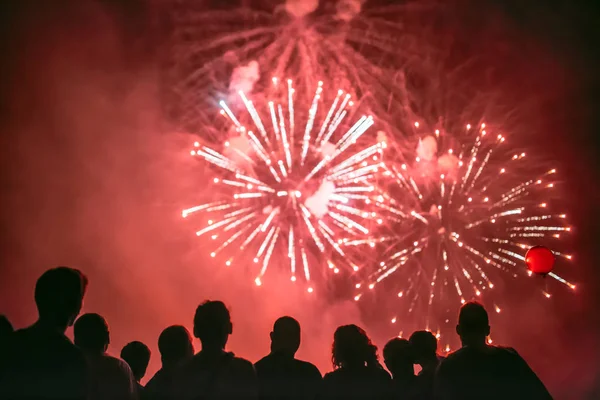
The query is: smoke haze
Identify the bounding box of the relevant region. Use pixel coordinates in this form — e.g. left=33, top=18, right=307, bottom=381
left=0, top=1, right=599, bottom=399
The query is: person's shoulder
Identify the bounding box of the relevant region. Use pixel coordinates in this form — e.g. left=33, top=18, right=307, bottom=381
left=490, top=346, right=529, bottom=365
left=372, top=366, right=391, bottom=380
left=323, top=369, right=337, bottom=378
left=12, top=325, right=40, bottom=345
left=493, top=345, right=519, bottom=355
left=437, top=348, right=469, bottom=372
left=295, top=359, right=322, bottom=378
left=323, top=368, right=343, bottom=381
left=254, top=354, right=271, bottom=369
left=440, top=347, right=466, bottom=362
left=102, top=354, right=133, bottom=370
left=230, top=354, right=256, bottom=373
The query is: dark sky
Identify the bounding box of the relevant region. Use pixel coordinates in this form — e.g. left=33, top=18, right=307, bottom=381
left=1, top=1, right=599, bottom=398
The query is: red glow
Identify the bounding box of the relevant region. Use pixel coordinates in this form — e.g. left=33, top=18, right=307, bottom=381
left=525, top=246, right=555, bottom=275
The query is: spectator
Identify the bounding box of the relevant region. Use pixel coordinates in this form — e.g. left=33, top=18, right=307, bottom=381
left=0, top=267, right=89, bottom=400
left=434, top=301, right=553, bottom=400
left=170, top=300, right=258, bottom=400
left=0, top=315, right=13, bottom=338
left=74, top=313, right=137, bottom=400
left=383, top=337, right=415, bottom=397
left=0, top=315, right=14, bottom=377
left=322, top=324, right=391, bottom=400
left=121, top=341, right=151, bottom=396
left=255, top=316, right=321, bottom=400
left=145, top=325, right=194, bottom=400
left=409, top=330, right=441, bottom=400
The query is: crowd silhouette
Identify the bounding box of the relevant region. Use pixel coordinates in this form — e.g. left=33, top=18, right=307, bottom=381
left=0, top=266, right=554, bottom=399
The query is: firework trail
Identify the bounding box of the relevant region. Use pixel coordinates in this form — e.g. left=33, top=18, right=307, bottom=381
left=183, top=79, right=387, bottom=292
left=161, top=0, right=435, bottom=135
left=348, top=120, right=575, bottom=348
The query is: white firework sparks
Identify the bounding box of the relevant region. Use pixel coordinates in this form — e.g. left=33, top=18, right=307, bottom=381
left=349, top=121, right=575, bottom=348
left=184, top=79, right=387, bottom=292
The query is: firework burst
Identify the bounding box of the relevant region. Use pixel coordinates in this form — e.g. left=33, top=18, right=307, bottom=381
left=349, top=121, right=576, bottom=346
left=183, top=79, right=387, bottom=291
left=160, top=0, right=433, bottom=134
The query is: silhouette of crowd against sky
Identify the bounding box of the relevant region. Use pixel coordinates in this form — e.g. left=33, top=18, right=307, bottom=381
left=0, top=267, right=556, bottom=399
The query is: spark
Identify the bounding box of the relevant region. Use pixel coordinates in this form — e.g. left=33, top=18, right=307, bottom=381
left=352, top=119, right=575, bottom=342
left=184, top=80, right=382, bottom=284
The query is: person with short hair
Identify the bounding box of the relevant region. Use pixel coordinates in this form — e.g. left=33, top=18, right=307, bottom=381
left=0, top=267, right=89, bottom=400
left=170, top=300, right=258, bottom=400
left=74, top=313, right=137, bottom=400
left=435, top=301, right=553, bottom=400
left=383, top=337, right=415, bottom=397
left=145, top=325, right=194, bottom=400
left=121, top=341, right=151, bottom=396
left=409, top=330, right=441, bottom=400
left=0, top=315, right=14, bottom=375
left=255, top=316, right=321, bottom=400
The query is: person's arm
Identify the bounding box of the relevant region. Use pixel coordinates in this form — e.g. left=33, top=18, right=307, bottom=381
left=246, top=362, right=260, bottom=400
left=307, top=365, right=323, bottom=400
left=433, top=359, right=456, bottom=400
left=123, top=361, right=139, bottom=400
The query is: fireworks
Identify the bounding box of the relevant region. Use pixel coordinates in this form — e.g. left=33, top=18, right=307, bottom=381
left=183, top=79, right=387, bottom=291
left=161, top=1, right=430, bottom=135
left=349, top=121, right=575, bottom=344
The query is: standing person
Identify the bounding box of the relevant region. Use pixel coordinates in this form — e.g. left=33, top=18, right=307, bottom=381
left=435, top=301, right=553, bottom=400
left=0, top=315, right=14, bottom=377
left=74, top=313, right=137, bottom=400
left=121, top=341, right=151, bottom=397
left=170, top=300, right=258, bottom=400
left=383, top=337, right=416, bottom=398
left=0, top=267, right=89, bottom=400
left=322, top=324, right=391, bottom=400
left=254, top=316, right=322, bottom=400
left=409, top=330, right=442, bottom=400
left=145, top=325, right=194, bottom=400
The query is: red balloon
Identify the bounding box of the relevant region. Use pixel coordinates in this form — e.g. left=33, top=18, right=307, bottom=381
left=525, top=246, right=555, bottom=275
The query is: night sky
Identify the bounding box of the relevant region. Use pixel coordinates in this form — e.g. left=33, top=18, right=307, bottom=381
left=1, top=1, right=599, bottom=398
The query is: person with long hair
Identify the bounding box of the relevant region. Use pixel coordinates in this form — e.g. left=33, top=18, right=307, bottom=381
left=321, top=324, right=391, bottom=399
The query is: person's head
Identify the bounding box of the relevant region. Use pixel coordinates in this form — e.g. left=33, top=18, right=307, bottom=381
left=332, top=324, right=379, bottom=369
left=0, top=315, right=14, bottom=339
left=193, top=300, right=232, bottom=350
left=409, top=330, right=438, bottom=365
left=383, top=337, right=414, bottom=379
left=35, top=267, right=88, bottom=330
left=74, top=313, right=110, bottom=354
left=121, top=341, right=151, bottom=382
left=158, top=325, right=194, bottom=366
left=270, top=316, right=301, bottom=356
left=456, top=301, right=490, bottom=346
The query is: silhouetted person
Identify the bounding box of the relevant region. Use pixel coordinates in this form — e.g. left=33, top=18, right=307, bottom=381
left=0, top=267, right=89, bottom=400
left=121, top=341, right=151, bottom=396
left=254, top=316, right=322, bottom=400
left=409, top=331, right=441, bottom=400
left=435, top=301, right=553, bottom=400
left=0, top=315, right=13, bottom=338
left=383, top=337, right=415, bottom=398
left=74, top=313, right=137, bottom=400
left=171, top=300, right=258, bottom=400
left=0, top=315, right=14, bottom=377
left=145, top=325, right=194, bottom=400
left=322, top=324, right=391, bottom=400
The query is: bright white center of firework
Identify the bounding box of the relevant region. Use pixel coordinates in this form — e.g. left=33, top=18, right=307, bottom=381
left=305, top=181, right=336, bottom=218
left=187, top=80, right=378, bottom=286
